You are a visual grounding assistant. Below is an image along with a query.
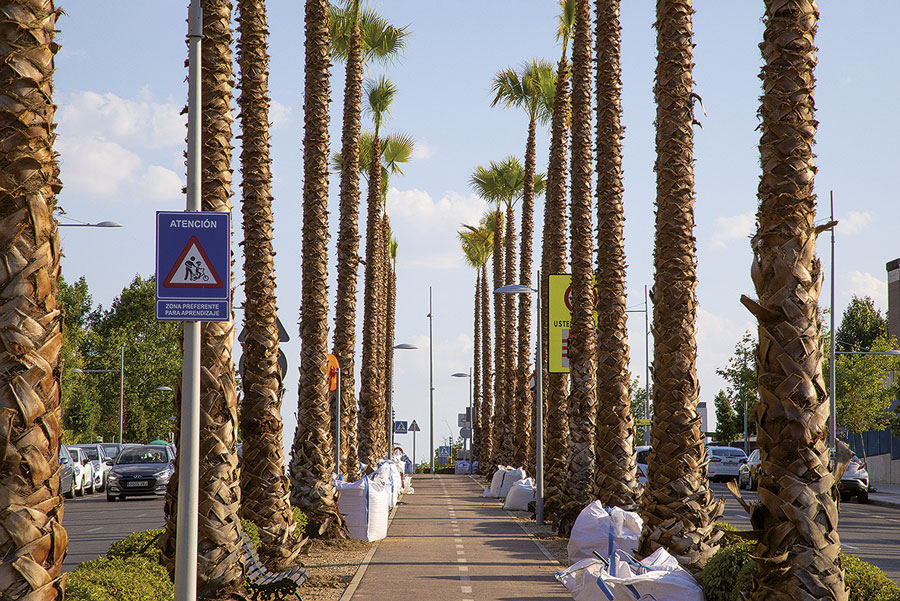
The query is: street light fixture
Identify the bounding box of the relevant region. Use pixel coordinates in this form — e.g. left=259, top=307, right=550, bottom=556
left=495, top=273, right=544, bottom=525
left=390, top=343, right=418, bottom=455
left=451, top=369, right=473, bottom=473
left=73, top=344, right=126, bottom=444
left=58, top=220, right=124, bottom=228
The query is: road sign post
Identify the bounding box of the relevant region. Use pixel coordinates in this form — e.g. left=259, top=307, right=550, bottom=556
left=394, top=421, right=408, bottom=435
left=409, top=420, right=420, bottom=468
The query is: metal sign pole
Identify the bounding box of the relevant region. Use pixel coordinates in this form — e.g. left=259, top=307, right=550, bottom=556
left=429, top=287, right=434, bottom=475
left=335, top=367, right=341, bottom=477
left=175, top=4, right=202, bottom=601
left=535, top=272, right=544, bottom=525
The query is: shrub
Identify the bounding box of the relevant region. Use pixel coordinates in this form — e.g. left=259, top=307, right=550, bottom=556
left=292, top=506, right=308, bottom=536
left=106, top=528, right=164, bottom=562
left=241, top=518, right=261, bottom=549
left=842, top=553, right=900, bottom=601
left=66, top=556, right=174, bottom=601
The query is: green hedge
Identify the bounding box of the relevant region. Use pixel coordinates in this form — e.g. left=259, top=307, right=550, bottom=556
left=292, top=506, right=308, bottom=536
left=106, top=528, right=164, bottom=562
left=699, top=534, right=900, bottom=601
left=66, top=556, right=174, bottom=601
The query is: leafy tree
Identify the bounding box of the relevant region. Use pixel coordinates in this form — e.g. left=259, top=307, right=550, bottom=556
left=713, top=390, right=741, bottom=444
left=629, top=377, right=652, bottom=445
left=836, top=295, right=888, bottom=350
left=59, top=276, right=98, bottom=441
left=715, top=331, right=758, bottom=438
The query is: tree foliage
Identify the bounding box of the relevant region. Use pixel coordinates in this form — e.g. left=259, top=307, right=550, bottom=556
left=835, top=295, right=888, bottom=351
left=714, top=390, right=741, bottom=444
left=715, top=331, right=758, bottom=439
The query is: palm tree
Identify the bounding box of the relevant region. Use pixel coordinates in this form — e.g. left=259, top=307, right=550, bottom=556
left=593, top=0, right=639, bottom=510
left=329, top=1, right=407, bottom=482
left=0, top=2, right=66, bottom=598
left=542, top=0, right=576, bottom=524
left=357, top=75, right=398, bottom=468
left=637, top=0, right=722, bottom=569
left=557, top=0, right=597, bottom=538
left=743, top=3, right=844, bottom=598
left=287, top=0, right=339, bottom=537
left=235, top=0, right=302, bottom=569
left=160, top=1, right=246, bottom=596
left=383, top=234, right=398, bottom=450
left=491, top=60, right=555, bottom=470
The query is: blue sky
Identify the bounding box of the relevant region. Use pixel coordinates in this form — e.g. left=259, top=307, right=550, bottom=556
left=56, top=2, right=900, bottom=458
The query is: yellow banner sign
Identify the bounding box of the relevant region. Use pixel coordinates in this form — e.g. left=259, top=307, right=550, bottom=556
left=548, top=274, right=598, bottom=373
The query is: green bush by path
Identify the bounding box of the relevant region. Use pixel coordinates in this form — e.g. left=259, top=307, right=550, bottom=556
left=66, top=556, right=174, bottom=601
left=106, top=527, right=164, bottom=562
left=292, top=506, right=308, bottom=536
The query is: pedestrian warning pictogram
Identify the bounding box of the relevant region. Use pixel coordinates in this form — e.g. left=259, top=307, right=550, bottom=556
left=394, top=421, right=408, bottom=434
left=163, top=235, right=224, bottom=289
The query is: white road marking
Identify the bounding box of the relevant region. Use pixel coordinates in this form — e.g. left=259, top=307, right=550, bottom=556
left=457, top=550, right=465, bottom=555
left=842, top=544, right=859, bottom=550
left=461, top=586, right=473, bottom=594
left=457, top=558, right=466, bottom=563
left=455, top=538, right=463, bottom=543
left=87, top=527, right=102, bottom=533
left=456, top=544, right=464, bottom=549
left=458, top=566, right=468, bottom=572
left=136, top=513, right=147, bottom=518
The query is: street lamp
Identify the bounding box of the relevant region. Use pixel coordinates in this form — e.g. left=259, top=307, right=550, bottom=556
left=58, top=220, right=123, bottom=228
left=428, top=286, right=435, bottom=475
left=390, top=343, right=418, bottom=455
left=451, top=369, right=473, bottom=473
left=495, top=272, right=544, bottom=525
left=73, top=344, right=126, bottom=444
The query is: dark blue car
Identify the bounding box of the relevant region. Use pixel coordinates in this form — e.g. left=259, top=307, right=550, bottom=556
left=106, top=445, right=174, bottom=501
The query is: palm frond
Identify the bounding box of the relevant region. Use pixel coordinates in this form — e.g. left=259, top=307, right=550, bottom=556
left=363, top=75, right=398, bottom=132
left=359, top=8, right=409, bottom=64
left=557, top=0, right=577, bottom=54
left=381, top=132, right=415, bottom=175
left=490, top=67, right=525, bottom=109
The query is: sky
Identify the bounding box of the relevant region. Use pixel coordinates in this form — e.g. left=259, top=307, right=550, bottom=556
left=55, top=2, right=900, bottom=464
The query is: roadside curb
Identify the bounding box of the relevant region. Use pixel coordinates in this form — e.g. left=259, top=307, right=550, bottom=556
left=337, top=490, right=403, bottom=601
left=869, top=497, right=900, bottom=510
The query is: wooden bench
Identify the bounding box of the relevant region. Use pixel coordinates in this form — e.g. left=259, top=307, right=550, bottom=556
left=241, top=533, right=307, bottom=601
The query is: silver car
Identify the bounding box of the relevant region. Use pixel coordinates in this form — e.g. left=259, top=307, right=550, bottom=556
left=839, top=454, right=869, bottom=504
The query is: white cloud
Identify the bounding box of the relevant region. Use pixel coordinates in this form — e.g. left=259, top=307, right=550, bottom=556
left=837, top=211, right=872, bottom=236
left=269, top=100, right=293, bottom=130
left=710, top=211, right=754, bottom=249
left=386, top=188, right=487, bottom=270
left=412, top=140, right=435, bottom=160
left=846, top=271, right=887, bottom=310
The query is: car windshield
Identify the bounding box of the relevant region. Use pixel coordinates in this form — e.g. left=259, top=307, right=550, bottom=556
left=711, top=448, right=746, bottom=458
left=80, top=447, right=99, bottom=460
left=116, top=449, right=168, bottom=465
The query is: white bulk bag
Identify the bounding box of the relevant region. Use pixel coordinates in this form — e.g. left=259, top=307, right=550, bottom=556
left=335, top=476, right=390, bottom=542
left=454, top=460, right=470, bottom=474
left=556, top=548, right=704, bottom=601
left=488, top=466, right=508, bottom=497
left=568, top=502, right=642, bottom=564
left=498, top=467, right=526, bottom=498
left=503, top=477, right=535, bottom=511
left=374, top=461, right=401, bottom=508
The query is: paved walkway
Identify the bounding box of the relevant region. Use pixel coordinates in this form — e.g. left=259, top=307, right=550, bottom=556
left=871, top=480, right=900, bottom=510
left=347, top=474, right=569, bottom=601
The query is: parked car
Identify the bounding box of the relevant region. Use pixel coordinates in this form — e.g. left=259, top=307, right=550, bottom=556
left=59, top=444, right=76, bottom=498
left=635, top=445, right=651, bottom=486
left=738, top=449, right=761, bottom=490
left=107, top=444, right=175, bottom=501
left=839, top=454, right=869, bottom=504
left=67, top=446, right=95, bottom=495
left=72, top=444, right=112, bottom=492
left=706, top=446, right=747, bottom=481
left=100, top=442, right=123, bottom=461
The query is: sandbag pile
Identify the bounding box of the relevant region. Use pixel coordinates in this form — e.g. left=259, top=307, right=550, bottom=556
left=335, top=476, right=390, bottom=542
left=567, top=501, right=642, bottom=564
left=503, top=477, right=535, bottom=511
left=484, top=466, right=527, bottom=499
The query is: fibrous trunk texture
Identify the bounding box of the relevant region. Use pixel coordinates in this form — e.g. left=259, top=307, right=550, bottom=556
left=288, top=0, right=339, bottom=537
left=0, top=2, right=66, bottom=598
left=332, top=12, right=363, bottom=483
left=637, top=0, right=722, bottom=570
left=744, top=3, right=845, bottom=600
left=478, top=265, right=494, bottom=474
left=472, top=273, right=482, bottom=468
left=501, top=204, right=517, bottom=465
left=515, top=120, right=536, bottom=471
left=491, top=209, right=505, bottom=469
left=357, top=136, right=384, bottom=469
left=541, top=56, right=571, bottom=522
left=383, top=232, right=396, bottom=453
left=236, top=0, right=301, bottom=569
left=558, top=0, right=598, bottom=538
left=593, top=0, right=639, bottom=510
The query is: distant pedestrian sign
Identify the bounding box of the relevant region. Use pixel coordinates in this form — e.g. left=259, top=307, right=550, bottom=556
left=394, top=420, right=408, bottom=434
left=156, top=211, right=230, bottom=321
left=409, top=420, right=421, bottom=432
left=438, top=446, right=450, bottom=458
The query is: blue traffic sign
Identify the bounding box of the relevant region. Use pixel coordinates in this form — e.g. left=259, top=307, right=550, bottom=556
left=156, top=211, right=231, bottom=321
left=438, top=446, right=450, bottom=457
left=394, top=421, right=408, bottom=434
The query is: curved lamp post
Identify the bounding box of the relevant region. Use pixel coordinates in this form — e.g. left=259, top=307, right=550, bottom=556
left=58, top=220, right=123, bottom=228
left=495, top=273, right=544, bottom=525
left=451, top=370, right=473, bottom=473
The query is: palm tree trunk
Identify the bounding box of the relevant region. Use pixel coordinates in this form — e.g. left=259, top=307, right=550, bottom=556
left=479, top=265, right=494, bottom=474
left=637, top=0, right=722, bottom=570
left=236, top=0, right=301, bottom=569
left=0, top=2, right=66, bottom=598
left=593, top=0, right=639, bottom=510
left=502, top=204, right=517, bottom=465
left=332, top=6, right=364, bottom=483
left=491, top=209, right=505, bottom=468
left=472, top=273, right=482, bottom=469
left=383, top=222, right=396, bottom=453
left=558, top=0, right=597, bottom=537
left=357, top=135, right=384, bottom=469
left=287, top=0, right=339, bottom=537
left=542, top=57, right=571, bottom=522
left=744, top=3, right=844, bottom=599
left=516, top=120, right=537, bottom=472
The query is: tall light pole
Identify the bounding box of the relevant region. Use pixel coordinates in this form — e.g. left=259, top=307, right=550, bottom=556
left=829, top=192, right=837, bottom=450
left=451, top=369, right=472, bottom=473
left=73, top=344, right=126, bottom=444
left=495, top=271, right=544, bottom=525
left=391, top=343, right=418, bottom=455
left=428, top=287, right=435, bottom=475
left=626, top=286, right=650, bottom=443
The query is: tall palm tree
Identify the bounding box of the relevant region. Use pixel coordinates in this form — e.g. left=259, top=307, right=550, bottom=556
left=357, top=75, right=398, bottom=468
left=470, top=213, right=497, bottom=474
left=637, top=0, right=722, bottom=569
left=743, top=3, right=844, bottom=598
left=542, top=0, right=576, bottom=523
left=235, top=0, right=302, bottom=569
left=0, top=2, right=66, bottom=598
left=593, top=0, right=639, bottom=510
left=329, top=1, right=407, bottom=482
left=287, top=0, right=339, bottom=537
left=383, top=234, right=398, bottom=450
left=161, top=1, right=246, bottom=596
left=557, top=0, right=597, bottom=538
left=491, top=60, right=555, bottom=470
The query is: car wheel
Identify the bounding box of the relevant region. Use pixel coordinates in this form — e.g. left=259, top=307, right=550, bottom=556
left=97, top=476, right=105, bottom=492
left=739, top=474, right=747, bottom=490
left=75, top=478, right=84, bottom=497
left=63, top=477, right=74, bottom=499
left=857, top=491, right=869, bottom=504
left=107, top=491, right=117, bottom=502
left=86, top=478, right=94, bottom=494
left=750, top=473, right=758, bottom=491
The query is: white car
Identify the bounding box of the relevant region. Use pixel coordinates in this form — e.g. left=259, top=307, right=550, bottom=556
left=839, top=454, right=869, bottom=504
left=635, top=445, right=651, bottom=486
left=72, top=444, right=112, bottom=492
left=67, top=446, right=96, bottom=495
left=706, top=446, right=747, bottom=481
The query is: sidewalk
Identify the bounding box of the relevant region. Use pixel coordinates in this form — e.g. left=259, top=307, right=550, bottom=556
left=345, top=474, right=569, bottom=601
left=870, top=481, right=900, bottom=509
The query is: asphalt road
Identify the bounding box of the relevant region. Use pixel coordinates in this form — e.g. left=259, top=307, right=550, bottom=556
left=61, top=493, right=165, bottom=572
left=713, top=482, right=900, bottom=582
